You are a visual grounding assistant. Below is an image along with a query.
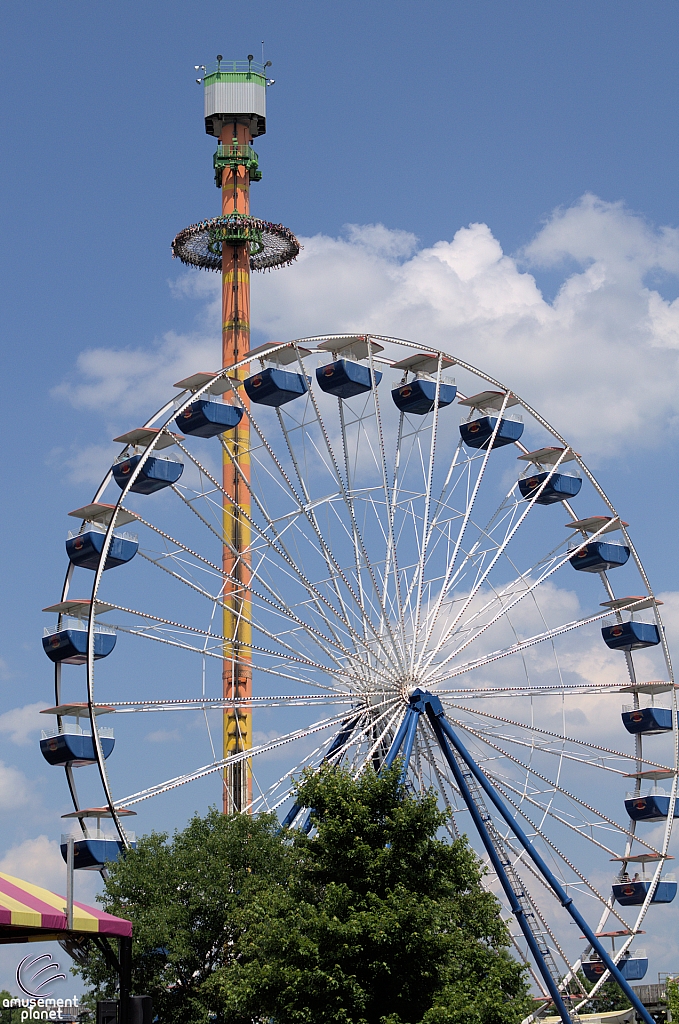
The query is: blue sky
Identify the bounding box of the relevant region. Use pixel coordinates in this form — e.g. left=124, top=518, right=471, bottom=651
left=2, top=0, right=679, bottom=995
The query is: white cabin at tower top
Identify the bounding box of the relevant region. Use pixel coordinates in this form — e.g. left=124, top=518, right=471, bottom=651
left=203, top=58, right=267, bottom=138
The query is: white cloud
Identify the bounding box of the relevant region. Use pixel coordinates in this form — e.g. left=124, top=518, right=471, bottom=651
left=54, top=196, right=679, bottom=459
left=146, top=728, right=181, bottom=743
left=0, top=836, right=66, bottom=893
left=0, top=836, right=101, bottom=907
left=52, top=329, right=220, bottom=423
left=0, top=761, right=35, bottom=811
left=0, top=703, right=48, bottom=746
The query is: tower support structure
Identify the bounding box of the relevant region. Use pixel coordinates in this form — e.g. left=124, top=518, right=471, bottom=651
left=220, top=118, right=253, bottom=814
left=171, top=55, right=300, bottom=814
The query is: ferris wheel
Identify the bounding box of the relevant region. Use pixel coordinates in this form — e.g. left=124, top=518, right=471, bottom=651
left=42, top=334, right=677, bottom=1022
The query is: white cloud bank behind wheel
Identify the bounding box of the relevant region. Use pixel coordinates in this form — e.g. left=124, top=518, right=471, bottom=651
left=54, top=193, right=679, bottom=461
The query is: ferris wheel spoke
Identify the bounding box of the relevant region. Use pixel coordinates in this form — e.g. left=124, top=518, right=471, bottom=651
left=235, top=404, right=383, bottom=641
left=132, top=511, right=225, bottom=574
left=136, top=544, right=389, bottom=683
left=414, top=725, right=462, bottom=839
left=405, top=360, right=448, bottom=673
left=441, top=700, right=671, bottom=769
left=415, top=392, right=514, bottom=672
left=486, top=767, right=640, bottom=887
left=107, top=695, right=355, bottom=711
left=130, top=554, right=370, bottom=681
left=117, top=627, right=352, bottom=690
left=434, top=682, right=660, bottom=704
left=352, top=702, right=406, bottom=774
left=453, top=719, right=662, bottom=856
left=220, top=438, right=404, bottom=676
left=338, top=400, right=369, bottom=643
left=313, top=389, right=410, bottom=665
left=116, top=708, right=352, bottom=807
left=174, top=443, right=393, bottom=670
left=108, top=609, right=356, bottom=693
left=426, top=521, right=612, bottom=676
left=425, top=605, right=617, bottom=687
left=274, top=404, right=360, bottom=652
left=274, top=386, right=408, bottom=676
left=251, top=720, right=367, bottom=814
left=449, top=722, right=629, bottom=774
left=419, top=449, right=575, bottom=672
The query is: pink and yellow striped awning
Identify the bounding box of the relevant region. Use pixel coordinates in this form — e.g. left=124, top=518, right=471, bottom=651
left=0, top=871, right=131, bottom=940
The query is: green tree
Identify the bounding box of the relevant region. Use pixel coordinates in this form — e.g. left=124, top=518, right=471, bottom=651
left=74, top=808, right=290, bottom=1024
left=0, top=990, right=14, bottom=1024
left=207, top=764, right=531, bottom=1024
left=665, top=977, right=679, bottom=1021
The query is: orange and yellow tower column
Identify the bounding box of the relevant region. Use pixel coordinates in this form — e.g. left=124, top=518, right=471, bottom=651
left=220, top=121, right=253, bottom=814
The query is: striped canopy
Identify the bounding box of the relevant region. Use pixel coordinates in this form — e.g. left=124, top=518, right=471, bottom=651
left=0, top=871, right=131, bottom=941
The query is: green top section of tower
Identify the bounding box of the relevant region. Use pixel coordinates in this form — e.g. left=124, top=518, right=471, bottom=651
left=204, top=58, right=268, bottom=138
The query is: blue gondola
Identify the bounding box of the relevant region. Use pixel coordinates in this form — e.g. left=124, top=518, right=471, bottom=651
left=112, top=454, right=184, bottom=494
left=392, top=378, right=457, bottom=415
left=570, top=540, right=630, bottom=574
left=612, top=878, right=677, bottom=905
left=174, top=399, right=243, bottom=438
left=316, top=359, right=382, bottom=399
left=42, top=624, right=116, bottom=665
left=518, top=471, right=582, bottom=505
left=602, top=621, right=660, bottom=651
left=60, top=836, right=135, bottom=870
left=244, top=367, right=308, bottom=407
left=66, top=528, right=138, bottom=571
left=625, top=792, right=679, bottom=822
left=582, top=955, right=648, bottom=982
left=40, top=732, right=115, bottom=768
left=459, top=416, right=524, bottom=450
left=621, top=706, right=672, bottom=734
left=619, top=955, right=649, bottom=981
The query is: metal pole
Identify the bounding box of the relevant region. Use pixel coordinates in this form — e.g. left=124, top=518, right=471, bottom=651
left=382, top=707, right=414, bottom=771
left=119, top=936, right=132, bottom=1024
left=66, top=836, right=74, bottom=930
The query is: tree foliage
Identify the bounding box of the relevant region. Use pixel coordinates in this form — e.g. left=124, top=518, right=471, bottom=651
left=76, top=766, right=531, bottom=1024
left=75, top=809, right=289, bottom=1024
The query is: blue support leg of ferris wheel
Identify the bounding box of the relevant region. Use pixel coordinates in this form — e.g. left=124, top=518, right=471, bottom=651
left=381, top=707, right=414, bottom=770
left=382, top=704, right=422, bottom=783
left=417, top=698, right=575, bottom=1024
left=418, top=691, right=656, bottom=1024
left=398, top=705, right=422, bottom=784
left=282, top=714, right=361, bottom=831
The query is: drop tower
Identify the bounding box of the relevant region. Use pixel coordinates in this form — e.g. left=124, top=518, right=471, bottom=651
left=172, top=55, right=300, bottom=813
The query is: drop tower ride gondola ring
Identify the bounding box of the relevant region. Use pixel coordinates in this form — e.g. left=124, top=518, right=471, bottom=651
left=171, top=213, right=301, bottom=272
